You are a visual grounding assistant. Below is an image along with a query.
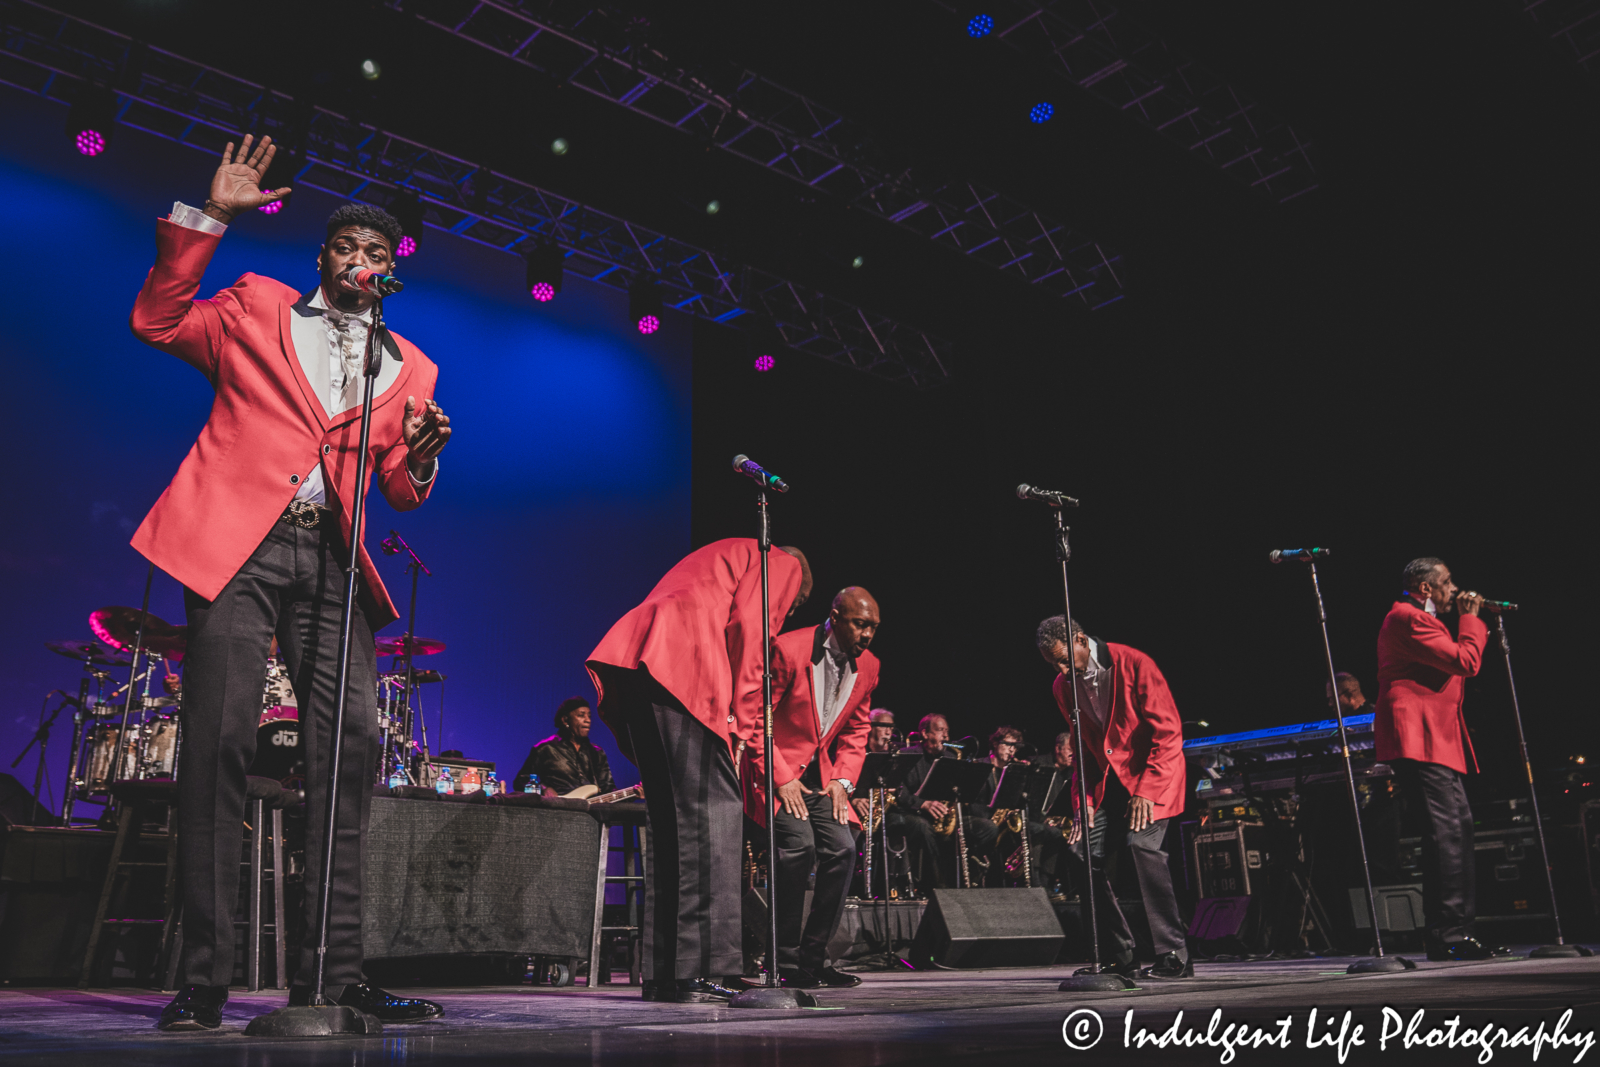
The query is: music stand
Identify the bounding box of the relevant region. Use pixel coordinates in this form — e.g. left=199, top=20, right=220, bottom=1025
left=915, top=759, right=996, bottom=889
left=988, top=764, right=1057, bottom=888
left=855, top=751, right=923, bottom=970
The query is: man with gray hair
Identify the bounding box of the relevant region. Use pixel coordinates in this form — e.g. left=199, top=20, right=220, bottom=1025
left=1375, top=557, right=1507, bottom=961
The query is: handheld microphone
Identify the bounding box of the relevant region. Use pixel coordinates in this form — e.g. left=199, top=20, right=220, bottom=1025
left=1017, top=484, right=1080, bottom=507
left=732, top=454, right=789, bottom=493
left=1268, top=547, right=1331, bottom=564
left=1462, top=591, right=1518, bottom=613
left=341, top=265, right=404, bottom=296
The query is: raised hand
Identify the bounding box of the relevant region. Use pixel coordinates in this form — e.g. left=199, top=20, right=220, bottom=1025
left=203, top=134, right=291, bottom=222
left=403, top=396, right=452, bottom=478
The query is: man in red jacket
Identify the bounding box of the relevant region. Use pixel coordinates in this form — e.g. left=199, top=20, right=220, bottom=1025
left=587, top=539, right=811, bottom=1002
left=744, top=587, right=880, bottom=989
left=133, top=137, right=451, bottom=1030
left=1375, top=557, right=1508, bottom=961
left=1038, top=615, right=1191, bottom=980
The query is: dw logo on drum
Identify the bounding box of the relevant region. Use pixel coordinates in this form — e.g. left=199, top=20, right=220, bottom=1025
left=271, top=729, right=298, bottom=748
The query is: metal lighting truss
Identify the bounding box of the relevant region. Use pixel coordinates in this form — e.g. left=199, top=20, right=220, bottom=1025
left=382, top=0, right=1126, bottom=309
left=1518, top=0, right=1600, bottom=75
left=938, top=0, right=1318, bottom=204
left=0, top=0, right=951, bottom=385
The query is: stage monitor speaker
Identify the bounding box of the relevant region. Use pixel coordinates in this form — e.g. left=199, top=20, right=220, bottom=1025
left=1349, top=883, right=1425, bottom=931
left=907, top=888, right=1064, bottom=969
left=1189, top=896, right=1252, bottom=940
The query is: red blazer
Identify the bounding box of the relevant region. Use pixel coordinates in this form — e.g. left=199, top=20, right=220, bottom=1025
left=1051, top=641, right=1187, bottom=821
left=129, top=220, right=437, bottom=627
left=586, top=539, right=802, bottom=756
left=741, top=624, right=880, bottom=828
left=1374, top=599, right=1486, bottom=775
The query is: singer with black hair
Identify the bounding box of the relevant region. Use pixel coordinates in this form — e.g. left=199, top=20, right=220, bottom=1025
left=130, top=136, right=452, bottom=1031
left=1375, top=557, right=1509, bottom=961
left=512, top=697, right=617, bottom=796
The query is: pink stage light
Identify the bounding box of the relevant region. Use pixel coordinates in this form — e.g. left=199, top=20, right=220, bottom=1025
left=529, top=281, right=556, bottom=302
left=637, top=314, right=660, bottom=335
left=754, top=354, right=775, bottom=372
left=258, top=198, right=283, bottom=215
left=75, top=130, right=105, bottom=156
left=396, top=235, right=417, bottom=258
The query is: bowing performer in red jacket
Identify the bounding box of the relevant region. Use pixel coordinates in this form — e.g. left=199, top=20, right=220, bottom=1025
left=132, top=137, right=452, bottom=1030
left=1375, top=557, right=1508, bottom=961
left=588, top=539, right=812, bottom=1002
left=743, top=587, right=881, bottom=989
left=1038, top=615, right=1192, bottom=980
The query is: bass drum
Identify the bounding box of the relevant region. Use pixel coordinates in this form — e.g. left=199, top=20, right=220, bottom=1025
left=250, top=710, right=303, bottom=783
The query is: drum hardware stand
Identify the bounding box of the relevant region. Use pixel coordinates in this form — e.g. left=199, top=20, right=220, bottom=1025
left=11, top=693, right=72, bottom=825
left=105, top=563, right=156, bottom=822
left=1490, top=611, right=1591, bottom=958
left=1284, top=556, right=1412, bottom=973
left=380, top=529, right=433, bottom=784
left=730, top=479, right=817, bottom=1010
left=246, top=294, right=395, bottom=1038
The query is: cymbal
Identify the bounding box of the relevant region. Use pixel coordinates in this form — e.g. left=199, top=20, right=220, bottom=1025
left=379, top=668, right=447, bottom=684
left=89, top=606, right=188, bottom=658
left=46, top=639, right=132, bottom=667
left=374, top=634, right=446, bottom=657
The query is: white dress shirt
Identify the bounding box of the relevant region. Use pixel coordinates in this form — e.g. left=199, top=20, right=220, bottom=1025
left=166, top=202, right=436, bottom=507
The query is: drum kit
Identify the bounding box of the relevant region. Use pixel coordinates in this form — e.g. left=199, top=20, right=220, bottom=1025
left=42, top=606, right=450, bottom=824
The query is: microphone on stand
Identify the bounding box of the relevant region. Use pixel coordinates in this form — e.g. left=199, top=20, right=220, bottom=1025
left=1017, top=484, right=1079, bottom=507
left=341, top=265, right=405, bottom=296
left=732, top=454, right=789, bottom=493
left=1269, top=547, right=1331, bottom=564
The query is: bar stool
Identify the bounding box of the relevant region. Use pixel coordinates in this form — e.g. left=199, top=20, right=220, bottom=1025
left=80, top=779, right=180, bottom=988
left=587, top=802, right=647, bottom=986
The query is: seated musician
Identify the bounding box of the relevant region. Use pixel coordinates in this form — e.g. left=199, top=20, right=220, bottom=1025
left=1038, top=615, right=1191, bottom=980
left=1035, top=732, right=1076, bottom=901
left=895, top=714, right=998, bottom=889
left=1329, top=671, right=1370, bottom=715
left=981, top=725, right=1029, bottom=886
left=512, top=697, right=616, bottom=796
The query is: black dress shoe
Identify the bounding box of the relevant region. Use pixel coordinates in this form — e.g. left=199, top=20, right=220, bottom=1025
left=641, top=980, right=662, bottom=1001
left=337, top=981, right=444, bottom=1021
left=1427, top=937, right=1514, bottom=962
left=779, top=969, right=820, bottom=989
left=1141, top=952, right=1194, bottom=979
left=157, top=985, right=228, bottom=1032
left=1074, top=958, right=1139, bottom=980
left=806, top=966, right=861, bottom=988
left=668, top=977, right=740, bottom=1003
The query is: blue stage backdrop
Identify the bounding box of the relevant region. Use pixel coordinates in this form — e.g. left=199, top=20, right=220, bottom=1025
left=0, top=96, right=689, bottom=811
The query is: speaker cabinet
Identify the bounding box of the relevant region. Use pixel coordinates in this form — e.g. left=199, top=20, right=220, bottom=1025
left=907, top=888, right=1064, bottom=969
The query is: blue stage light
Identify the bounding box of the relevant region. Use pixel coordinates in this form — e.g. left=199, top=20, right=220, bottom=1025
left=967, top=14, right=994, bottom=37
left=1029, top=102, right=1054, bottom=123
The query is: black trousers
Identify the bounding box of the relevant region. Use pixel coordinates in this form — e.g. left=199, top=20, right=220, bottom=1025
left=771, top=762, right=857, bottom=973
left=1066, top=770, right=1187, bottom=964
left=1391, top=758, right=1476, bottom=944
left=179, top=517, right=378, bottom=991
left=606, top=668, right=743, bottom=981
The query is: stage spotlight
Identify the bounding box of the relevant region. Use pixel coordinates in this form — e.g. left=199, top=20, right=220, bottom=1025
left=524, top=239, right=564, bottom=302
left=851, top=255, right=865, bottom=269
left=1029, top=102, right=1054, bottom=123
left=390, top=189, right=424, bottom=257
left=705, top=199, right=721, bottom=215
left=361, top=59, right=382, bottom=81
left=754, top=354, right=775, bottom=372
left=629, top=273, right=662, bottom=335
left=551, top=137, right=569, bottom=156
left=66, top=84, right=117, bottom=157
left=967, top=13, right=994, bottom=37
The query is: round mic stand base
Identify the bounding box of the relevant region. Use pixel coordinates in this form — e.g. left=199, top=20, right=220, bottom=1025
left=1058, top=970, right=1136, bottom=992
left=729, top=986, right=819, bottom=1009
left=1346, top=955, right=1415, bottom=975
left=1529, top=943, right=1592, bottom=959
left=243, top=1005, right=382, bottom=1037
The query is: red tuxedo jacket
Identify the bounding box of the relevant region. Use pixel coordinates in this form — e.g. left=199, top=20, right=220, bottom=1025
left=741, top=624, right=880, bottom=828
left=1374, top=599, right=1486, bottom=775
left=586, top=539, right=802, bottom=756
left=129, top=220, right=437, bottom=627
left=1051, top=641, right=1187, bottom=821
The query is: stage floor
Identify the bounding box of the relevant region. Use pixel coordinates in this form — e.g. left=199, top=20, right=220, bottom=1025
left=3, top=949, right=1599, bottom=1066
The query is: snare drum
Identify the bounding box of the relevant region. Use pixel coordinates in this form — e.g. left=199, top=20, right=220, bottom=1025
left=139, top=717, right=180, bottom=779
left=249, top=712, right=302, bottom=782
left=82, top=724, right=139, bottom=794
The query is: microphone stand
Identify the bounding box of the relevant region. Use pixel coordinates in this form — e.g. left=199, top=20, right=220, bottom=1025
left=730, top=489, right=816, bottom=1009
left=1298, top=560, right=1411, bottom=974
left=1493, top=613, right=1590, bottom=958
left=106, top=563, right=156, bottom=817
left=247, top=296, right=392, bottom=1037
left=382, top=530, right=432, bottom=785
left=1046, top=507, right=1131, bottom=992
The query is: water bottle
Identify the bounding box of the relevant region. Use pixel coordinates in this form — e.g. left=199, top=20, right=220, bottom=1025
left=434, top=766, right=453, bottom=795
left=461, top=765, right=481, bottom=793
left=523, top=773, right=541, bottom=795
left=484, top=771, right=499, bottom=797
left=387, top=760, right=408, bottom=789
